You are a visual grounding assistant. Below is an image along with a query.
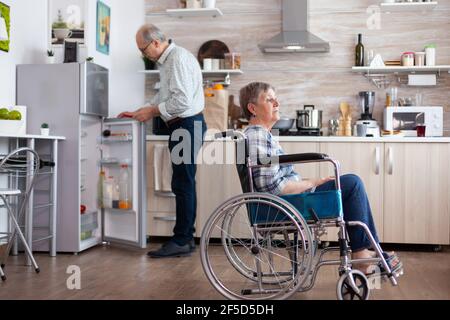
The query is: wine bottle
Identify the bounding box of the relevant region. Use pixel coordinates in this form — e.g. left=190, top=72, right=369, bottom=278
left=0, top=156, right=55, bottom=169
left=355, top=34, right=364, bottom=67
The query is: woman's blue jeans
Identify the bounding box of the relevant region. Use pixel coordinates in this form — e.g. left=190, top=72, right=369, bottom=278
left=315, top=174, right=380, bottom=252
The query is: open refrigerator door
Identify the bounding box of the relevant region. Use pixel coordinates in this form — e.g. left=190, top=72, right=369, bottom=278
left=79, top=117, right=147, bottom=251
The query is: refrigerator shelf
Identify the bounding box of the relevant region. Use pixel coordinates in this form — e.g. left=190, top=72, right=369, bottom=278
left=100, top=136, right=133, bottom=144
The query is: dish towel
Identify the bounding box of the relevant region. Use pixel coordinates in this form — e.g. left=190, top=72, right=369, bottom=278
left=153, top=144, right=173, bottom=193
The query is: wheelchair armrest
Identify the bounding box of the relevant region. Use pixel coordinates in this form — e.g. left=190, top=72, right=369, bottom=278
left=257, top=153, right=330, bottom=166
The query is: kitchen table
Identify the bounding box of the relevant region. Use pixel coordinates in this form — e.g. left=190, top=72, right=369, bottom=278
left=0, top=134, right=65, bottom=260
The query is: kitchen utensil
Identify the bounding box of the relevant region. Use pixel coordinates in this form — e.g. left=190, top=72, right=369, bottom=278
left=296, top=105, right=322, bottom=130
left=358, top=91, right=375, bottom=120
left=340, top=102, right=350, bottom=120
left=198, top=40, right=230, bottom=69
left=273, top=118, right=295, bottom=133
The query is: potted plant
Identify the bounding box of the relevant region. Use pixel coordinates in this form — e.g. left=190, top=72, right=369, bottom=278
left=52, top=10, right=72, bottom=41
left=86, top=57, right=94, bottom=62
left=142, top=55, right=155, bottom=70
left=40, top=123, right=50, bottom=136
left=47, top=50, right=55, bottom=64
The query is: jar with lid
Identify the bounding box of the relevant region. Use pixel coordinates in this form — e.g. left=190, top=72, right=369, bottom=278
left=414, top=52, right=426, bottom=66
left=425, top=44, right=436, bottom=66
left=224, top=53, right=241, bottom=70
left=401, top=52, right=414, bottom=67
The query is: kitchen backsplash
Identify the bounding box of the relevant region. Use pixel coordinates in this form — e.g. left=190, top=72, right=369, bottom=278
left=145, top=0, right=450, bottom=135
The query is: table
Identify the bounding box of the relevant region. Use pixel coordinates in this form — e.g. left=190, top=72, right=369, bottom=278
left=0, top=134, right=65, bottom=259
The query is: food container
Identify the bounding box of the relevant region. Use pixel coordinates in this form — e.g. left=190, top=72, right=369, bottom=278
left=224, top=53, right=241, bottom=70
left=414, top=52, right=426, bottom=66
left=425, top=44, right=436, bottom=66
left=402, top=52, right=414, bottom=67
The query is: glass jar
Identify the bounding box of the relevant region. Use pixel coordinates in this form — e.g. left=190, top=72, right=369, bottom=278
left=414, top=52, right=426, bottom=66
left=402, top=52, right=414, bottom=67
left=224, top=53, right=241, bottom=70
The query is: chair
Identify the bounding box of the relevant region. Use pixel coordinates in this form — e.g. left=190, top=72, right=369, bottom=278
left=0, top=147, right=41, bottom=281
left=200, top=130, right=403, bottom=300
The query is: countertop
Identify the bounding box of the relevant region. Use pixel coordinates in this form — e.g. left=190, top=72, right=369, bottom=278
left=147, top=135, right=450, bottom=143
left=0, top=134, right=66, bottom=140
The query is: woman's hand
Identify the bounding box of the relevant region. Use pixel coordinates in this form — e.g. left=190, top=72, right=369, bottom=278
left=312, top=176, right=335, bottom=188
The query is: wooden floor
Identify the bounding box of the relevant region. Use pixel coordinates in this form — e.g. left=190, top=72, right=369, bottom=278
left=0, top=242, right=449, bottom=300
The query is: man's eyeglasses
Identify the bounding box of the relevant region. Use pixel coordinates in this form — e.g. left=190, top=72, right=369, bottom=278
left=139, top=41, right=153, bottom=54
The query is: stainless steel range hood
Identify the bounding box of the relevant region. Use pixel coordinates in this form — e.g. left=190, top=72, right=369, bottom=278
left=259, top=0, right=330, bottom=53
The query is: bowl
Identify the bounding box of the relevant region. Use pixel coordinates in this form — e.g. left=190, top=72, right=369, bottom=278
left=273, top=118, right=295, bottom=131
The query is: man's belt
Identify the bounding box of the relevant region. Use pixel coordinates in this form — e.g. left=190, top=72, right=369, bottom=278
left=166, top=112, right=203, bottom=126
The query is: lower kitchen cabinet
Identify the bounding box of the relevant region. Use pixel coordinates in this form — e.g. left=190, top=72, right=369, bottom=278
left=383, top=143, right=450, bottom=245
left=147, top=139, right=450, bottom=245
left=319, top=143, right=384, bottom=242
left=146, top=141, right=176, bottom=237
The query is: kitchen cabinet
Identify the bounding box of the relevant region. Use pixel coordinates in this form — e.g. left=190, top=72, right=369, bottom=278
left=383, top=143, right=450, bottom=245
left=319, top=143, right=384, bottom=242
left=147, top=138, right=450, bottom=245
left=146, top=141, right=177, bottom=237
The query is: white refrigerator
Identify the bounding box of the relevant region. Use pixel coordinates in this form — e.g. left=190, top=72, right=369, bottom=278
left=16, top=62, right=147, bottom=253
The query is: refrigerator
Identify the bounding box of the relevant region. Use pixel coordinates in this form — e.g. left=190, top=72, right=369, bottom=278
left=16, top=62, right=147, bottom=253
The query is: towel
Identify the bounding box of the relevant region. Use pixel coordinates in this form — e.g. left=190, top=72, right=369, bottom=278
left=153, top=144, right=173, bottom=192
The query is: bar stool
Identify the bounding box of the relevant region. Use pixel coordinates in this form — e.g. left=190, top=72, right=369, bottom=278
left=0, top=147, right=41, bottom=281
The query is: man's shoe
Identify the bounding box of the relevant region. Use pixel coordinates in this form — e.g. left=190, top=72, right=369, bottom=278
left=147, top=241, right=191, bottom=258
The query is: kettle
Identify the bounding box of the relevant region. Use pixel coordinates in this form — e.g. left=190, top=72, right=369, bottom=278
left=296, top=105, right=323, bottom=130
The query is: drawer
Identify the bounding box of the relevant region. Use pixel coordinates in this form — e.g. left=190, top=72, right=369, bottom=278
left=147, top=211, right=177, bottom=237
left=81, top=211, right=99, bottom=233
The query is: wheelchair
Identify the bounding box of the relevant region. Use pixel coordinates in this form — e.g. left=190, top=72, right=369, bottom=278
left=200, top=130, right=403, bottom=300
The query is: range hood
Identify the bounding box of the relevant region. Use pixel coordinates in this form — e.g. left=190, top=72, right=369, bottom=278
left=259, top=0, right=330, bottom=53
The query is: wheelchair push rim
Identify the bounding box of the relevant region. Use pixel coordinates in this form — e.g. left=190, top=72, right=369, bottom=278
left=200, top=193, right=314, bottom=300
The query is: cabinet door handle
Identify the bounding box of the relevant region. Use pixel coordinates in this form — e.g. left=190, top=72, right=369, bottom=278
left=374, top=146, right=380, bottom=175
left=154, top=191, right=176, bottom=198
left=388, top=147, right=394, bottom=175
left=154, top=216, right=176, bottom=222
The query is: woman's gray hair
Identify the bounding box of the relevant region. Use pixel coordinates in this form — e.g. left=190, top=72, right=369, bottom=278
left=239, top=82, right=275, bottom=120
left=139, top=24, right=167, bottom=43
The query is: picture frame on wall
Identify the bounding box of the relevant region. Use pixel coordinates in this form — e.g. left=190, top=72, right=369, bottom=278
left=96, top=0, right=110, bottom=55
left=0, top=1, right=11, bottom=52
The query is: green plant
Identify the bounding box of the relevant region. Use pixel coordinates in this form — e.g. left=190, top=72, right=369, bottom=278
left=41, top=123, right=49, bottom=129
left=86, top=57, right=94, bottom=62
left=47, top=50, right=54, bottom=57
left=52, top=10, right=68, bottom=29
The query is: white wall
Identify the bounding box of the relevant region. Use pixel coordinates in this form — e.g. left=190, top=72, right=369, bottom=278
left=108, top=0, right=146, bottom=117
left=0, top=0, right=48, bottom=106
left=0, top=0, right=145, bottom=117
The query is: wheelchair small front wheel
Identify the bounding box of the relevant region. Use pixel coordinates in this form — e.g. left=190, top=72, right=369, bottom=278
left=336, top=270, right=370, bottom=301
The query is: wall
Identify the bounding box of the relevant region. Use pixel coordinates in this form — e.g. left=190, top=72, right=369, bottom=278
left=145, top=0, right=450, bottom=135
left=0, top=0, right=145, bottom=117
left=0, top=0, right=48, bottom=107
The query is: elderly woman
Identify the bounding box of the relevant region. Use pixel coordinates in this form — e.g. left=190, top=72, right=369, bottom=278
left=240, top=82, right=400, bottom=274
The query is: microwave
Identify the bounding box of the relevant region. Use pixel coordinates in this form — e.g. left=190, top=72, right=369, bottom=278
left=384, top=107, right=443, bottom=137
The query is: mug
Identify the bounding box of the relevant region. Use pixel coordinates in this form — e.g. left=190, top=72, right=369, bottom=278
left=203, top=58, right=212, bottom=71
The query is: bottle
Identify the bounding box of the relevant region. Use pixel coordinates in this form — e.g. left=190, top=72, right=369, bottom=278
left=425, top=44, right=436, bottom=66
left=97, top=171, right=105, bottom=208
left=103, top=176, right=114, bottom=209
left=355, top=34, right=364, bottom=67
left=112, top=176, right=120, bottom=209
left=119, top=164, right=132, bottom=210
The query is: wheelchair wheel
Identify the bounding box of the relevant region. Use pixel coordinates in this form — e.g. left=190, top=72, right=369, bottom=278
left=336, top=270, right=370, bottom=300
left=200, top=193, right=314, bottom=300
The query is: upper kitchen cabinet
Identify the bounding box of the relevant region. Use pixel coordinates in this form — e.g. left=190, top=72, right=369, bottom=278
left=383, top=143, right=450, bottom=245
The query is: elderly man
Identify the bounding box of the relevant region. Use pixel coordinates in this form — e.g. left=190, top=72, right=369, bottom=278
left=119, top=24, right=206, bottom=258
